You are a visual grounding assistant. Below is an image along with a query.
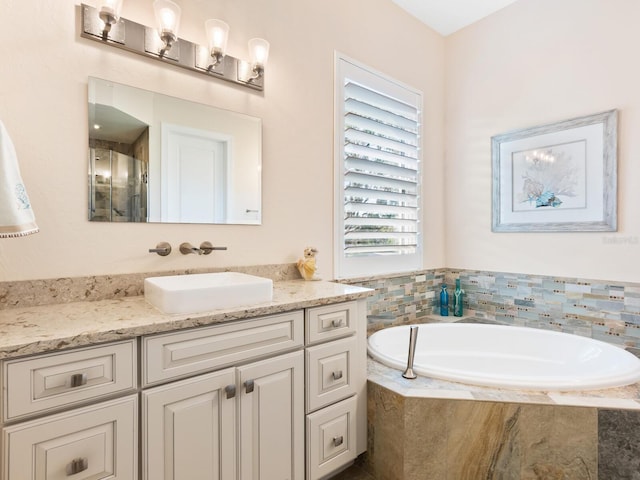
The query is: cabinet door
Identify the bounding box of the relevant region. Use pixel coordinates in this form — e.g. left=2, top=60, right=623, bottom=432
left=142, top=368, right=236, bottom=480
left=237, top=350, right=304, bottom=480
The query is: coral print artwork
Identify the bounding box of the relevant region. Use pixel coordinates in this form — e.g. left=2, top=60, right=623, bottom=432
left=511, top=140, right=587, bottom=212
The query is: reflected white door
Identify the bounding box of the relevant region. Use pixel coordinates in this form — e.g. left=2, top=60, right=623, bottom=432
left=161, top=124, right=230, bottom=223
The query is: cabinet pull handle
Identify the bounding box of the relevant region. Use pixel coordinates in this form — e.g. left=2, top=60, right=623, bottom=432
left=332, top=371, right=343, bottom=380
left=332, top=436, right=344, bottom=447
left=69, top=373, right=88, bottom=388
left=331, top=319, right=344, bottom=328
left=225, top=385, right=236, bottom=399
left=245, top=379, right=254, bottom=394
left=66, top=457, right=89, bottom=475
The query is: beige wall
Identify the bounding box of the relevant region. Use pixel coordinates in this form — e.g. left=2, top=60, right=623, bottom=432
left=11, top=0, right=634, bottom=285
left=0, top=0, right=445, bottom=281
left=445, top=0, right=640, bottom=282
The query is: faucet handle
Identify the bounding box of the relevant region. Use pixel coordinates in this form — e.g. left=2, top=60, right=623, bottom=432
left=149, top=242, right=172, bottom=256
left=200, top=241, right=227, bottom=255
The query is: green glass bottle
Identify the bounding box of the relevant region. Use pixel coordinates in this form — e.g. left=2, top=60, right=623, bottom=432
left=453, top=278, right=463, bottom=317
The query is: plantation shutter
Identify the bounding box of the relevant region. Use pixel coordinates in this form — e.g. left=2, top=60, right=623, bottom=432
left=343, top=83, right=419, bottom=256
left=335, top=54, right=423, bottom=278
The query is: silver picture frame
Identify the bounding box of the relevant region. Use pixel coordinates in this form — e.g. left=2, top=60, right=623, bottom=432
left=492, top=109, right=617, bottom=232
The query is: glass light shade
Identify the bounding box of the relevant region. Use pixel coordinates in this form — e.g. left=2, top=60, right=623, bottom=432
left=248, top=38, right=270, bottom=68
left=153, top=0, right=181, bottom=36
left=205, top=19, right=229, bottom=55
left=100, top=0, right=124, bottom=20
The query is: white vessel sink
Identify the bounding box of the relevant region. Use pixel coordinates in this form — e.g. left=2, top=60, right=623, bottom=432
left=144, top=272, right=273, bottom=314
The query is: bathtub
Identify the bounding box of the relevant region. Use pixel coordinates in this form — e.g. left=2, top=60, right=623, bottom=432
left=367, top=323, right=640, bottom=391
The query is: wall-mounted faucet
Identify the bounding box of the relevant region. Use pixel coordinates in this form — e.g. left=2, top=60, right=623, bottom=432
left=179, top=242, right=202, bottom=255
left=149, top=242, right=172, bottom=256
left=179, top=241, right=228, bottom=255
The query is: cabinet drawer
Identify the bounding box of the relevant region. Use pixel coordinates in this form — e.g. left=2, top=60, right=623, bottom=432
left=2, top=340, right=137, bottom=421
left=306, top=336, right=357, bottom=413
left=143, top=310, right=303, bottom=385
left=1, top=394, right=138, bottom=480
left=306, top=302, right=357, bottom=345
left=306, top=396, right=357, bottom=480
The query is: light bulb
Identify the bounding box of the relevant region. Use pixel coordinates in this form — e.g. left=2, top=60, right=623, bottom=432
left=153, top=0, right=181, bottom=36
left=248, top=38, right=269, bottom=69
left=100, top=0, right=123, bottom=20
left=206, top=19, right=229, bottom=56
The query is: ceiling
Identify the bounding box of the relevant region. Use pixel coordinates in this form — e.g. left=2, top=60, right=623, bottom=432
left=392, top=0, right=519, bottom=36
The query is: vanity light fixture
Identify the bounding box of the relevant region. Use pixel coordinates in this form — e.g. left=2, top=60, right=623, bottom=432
left=80, top=3, right=268, bottom=91
left=153, top=0, right=181, bottom=58
left=205, top=19, right=229, bottom=71
left=98, top=0, right=123, bottom=39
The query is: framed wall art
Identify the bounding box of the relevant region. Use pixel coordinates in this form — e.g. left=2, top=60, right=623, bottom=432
left=491, top=109, right=617, bottom=232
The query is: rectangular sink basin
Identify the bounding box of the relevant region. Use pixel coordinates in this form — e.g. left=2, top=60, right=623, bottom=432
left=144, top=272, right=273, bottom=314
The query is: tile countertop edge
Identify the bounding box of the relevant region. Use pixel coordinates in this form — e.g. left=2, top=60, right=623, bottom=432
left=0, top=280, right=374, bottom=360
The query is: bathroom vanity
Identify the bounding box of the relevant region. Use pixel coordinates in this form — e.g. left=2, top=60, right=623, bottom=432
left=0, top=279, right=372, bottom=480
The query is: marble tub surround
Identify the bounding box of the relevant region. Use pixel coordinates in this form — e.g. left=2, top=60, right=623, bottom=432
left=366, top=381, right=601, bottom=480
left=367, top=366, right=640, bottom=479
left=0, top=263, right=300, bottom=310
left=0, top=280, right=372, bottom=359
left=598, top=409, right=640, bottom=479
left=368, top=359, right=640, bottom=410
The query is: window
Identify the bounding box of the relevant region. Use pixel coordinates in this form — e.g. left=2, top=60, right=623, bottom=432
left=334, top=54, right=423, bottom=279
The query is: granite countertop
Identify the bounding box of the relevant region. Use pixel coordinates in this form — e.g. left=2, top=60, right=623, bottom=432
left=0, top=280, right=373, bottom=360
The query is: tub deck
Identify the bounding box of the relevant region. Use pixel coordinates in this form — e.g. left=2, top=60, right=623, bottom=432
left=368, top=357, right=640, bottom=410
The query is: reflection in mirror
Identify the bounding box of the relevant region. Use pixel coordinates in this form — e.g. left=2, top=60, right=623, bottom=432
left=88, top=77, right=262, bottom=224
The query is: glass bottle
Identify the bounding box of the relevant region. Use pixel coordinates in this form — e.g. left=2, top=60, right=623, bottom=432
left=454, top=278, right=463, bottom=317
left=439, top=284, right=449, bottom=316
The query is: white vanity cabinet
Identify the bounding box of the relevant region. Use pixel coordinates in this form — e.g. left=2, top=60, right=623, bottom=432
left=304, top=301, right=367, bottom=480
left=0, top=293, right=369, bottom=480
left=141, top=311, right=305, bottom=480
left=0, top=341, right=138, bottom=480
left=141, top=301, right=366, bottom=480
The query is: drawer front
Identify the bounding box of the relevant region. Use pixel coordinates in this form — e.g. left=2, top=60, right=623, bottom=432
left=3, top=340, right=137, bottom=421
left=306, top=396, right=357, bottom=480
left=1, top=394, right=138, bottom=480
left=143, top=310, right=303, bottom=385
left=306, top=336, right=357, bottom=413
left=306, top=302, right=357, bottom=345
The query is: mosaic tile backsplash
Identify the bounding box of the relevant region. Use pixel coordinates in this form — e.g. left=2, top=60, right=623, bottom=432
left=344, top=268, right=640, bottom=350
left=4, top=264, right=640, bottom=350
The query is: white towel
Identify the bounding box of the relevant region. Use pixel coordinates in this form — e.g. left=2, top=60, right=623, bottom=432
left=0, top=120, right=38, bottom=237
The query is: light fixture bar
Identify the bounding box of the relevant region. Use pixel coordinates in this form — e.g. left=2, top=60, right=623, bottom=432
left=80, top=4, right=264, bottom=91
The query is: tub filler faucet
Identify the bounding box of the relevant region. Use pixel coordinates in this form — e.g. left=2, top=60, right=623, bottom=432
left=402, top=325, right=419, bottom=379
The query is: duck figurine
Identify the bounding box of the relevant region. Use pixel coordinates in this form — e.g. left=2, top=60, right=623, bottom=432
left=297, top=247, right=319, bottom=281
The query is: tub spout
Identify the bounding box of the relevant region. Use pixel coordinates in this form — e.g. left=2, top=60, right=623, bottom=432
left=402, top=326, right=419, bottom=379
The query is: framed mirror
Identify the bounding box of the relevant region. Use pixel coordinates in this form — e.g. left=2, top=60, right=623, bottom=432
left=88, top=77, right=262, bottom=224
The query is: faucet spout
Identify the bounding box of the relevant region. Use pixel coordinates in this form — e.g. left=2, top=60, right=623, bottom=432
left=402, top=326, right=419, bottom=379
left=179, top=242, right=202, bottom=255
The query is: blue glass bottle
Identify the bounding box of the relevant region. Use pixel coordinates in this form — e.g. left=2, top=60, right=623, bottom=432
left=454, top=278, right=463, bottom=317
left=439, top=284, right=449, bottom=316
